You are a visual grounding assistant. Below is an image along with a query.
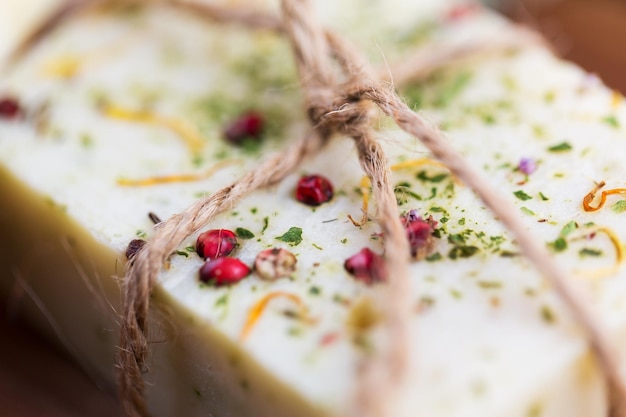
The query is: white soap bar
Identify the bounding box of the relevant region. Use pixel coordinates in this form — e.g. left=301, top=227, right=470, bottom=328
left=1, top=1, right=625, bottom=417
left=0, top=0, right=64, bottom=64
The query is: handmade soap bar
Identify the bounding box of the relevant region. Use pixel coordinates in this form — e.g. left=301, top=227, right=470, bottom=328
left=1, top=1, right=626, bottom=417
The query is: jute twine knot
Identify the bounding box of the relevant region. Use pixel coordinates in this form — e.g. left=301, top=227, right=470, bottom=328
left=44, top=0, right=618, bottom=416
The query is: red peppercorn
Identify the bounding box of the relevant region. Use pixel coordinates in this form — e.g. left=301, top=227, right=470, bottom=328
left=223, top=111, right=264, bottom=145
left=344, top=248, right=386, bottom=285
left=196, top=229, right=238, bottom=259
left=199, top=257, right=250, bottom=286
left=400, top=210, right=437, bottom=259
left=295, top=175, right=334, bottom=206
left=0, top=96, right=22, bottom=120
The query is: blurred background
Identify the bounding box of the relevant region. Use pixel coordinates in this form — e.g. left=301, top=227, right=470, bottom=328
left=2, top=0, right=626, bottom=416
left=499, top=0, right=626, bottom=94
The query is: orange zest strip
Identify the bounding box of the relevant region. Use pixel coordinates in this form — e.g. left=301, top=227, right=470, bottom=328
left=582, top=181, right=626, bottom=212
left=578, top=227, right=625, bottom=279
left=348, top=158, right=452, bottom=226
left=240, top=291, right=308, bottom=340
left=103, top=105, right=205, bottom=152
left=116, top=160, right=237, bottom=187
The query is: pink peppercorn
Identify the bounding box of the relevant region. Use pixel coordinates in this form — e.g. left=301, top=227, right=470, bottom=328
left=344, top=248, right=386, bottom=285
left=295, top=174, right=334, bottom=206
left=196, top=229, right=238, bottom=259
left=400, top=210, right=438, bottom=259
left=0, top=96, right=22, bottom=120
left=199, top=257, right=250, bottom=286
left=223, top=111, right=264, bottom=145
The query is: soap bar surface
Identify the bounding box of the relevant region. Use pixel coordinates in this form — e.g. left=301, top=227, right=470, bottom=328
left=1, top=1, right=626, bottom=417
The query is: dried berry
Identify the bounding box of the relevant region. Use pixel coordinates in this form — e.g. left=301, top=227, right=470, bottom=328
left=223, top=111, right=264, bottom=145
left=125, top=239, right=146, bottom=259
left=344, top=248, right=386, bottom=285
left=199, top=257, right=250, bottom=286
left=401, top=210, right=438, bottom=259
left=196, top=229, right=238, bottom=259
left=0, top=96, right=22, bottom=120
left=254, top=248, right=297, bottom=281
left=295, top=175, right=334, bottom=206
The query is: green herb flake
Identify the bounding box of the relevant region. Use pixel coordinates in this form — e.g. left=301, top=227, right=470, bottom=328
left=532, top=124, right=547, bottom=138
left=448, top=245, right=479, bottom=260
left=175, top=250, right=189, bottom=258
left=602, top=115, right=620, bottom=128
left=425, top=252, right=442, bottom=262
left=250, top=207, right=258, bottom=214
left=458, top=217, right=466, bottom=226
left=430, top=206, right=446, bottom=213
left=440, top=216, right=449, bottom=223
left=340, top=238, right=348, bottom=244
left=612, top=200, right=626, bottom=214
left=547, top=142, right=572, bottom=152
left=261, top=217, right=269, bottom=234
left=416, top=171, right=448, bottom=183
left=434, top=71, right=473, bottom=107
left=477, top=281, right=502, bottom=289
left=539, top=192, right=550, bottom=201
left=215, top=294, right=229, bottom=307
left=540, top=305, right=556, bottom=324
left=185, top=245, right=195, bottom=253
left=191, top=154, right=203, bottom=168
left=579, top=248, right=603, bottom=257
left=559, top=221, right=578, bottom=237
left=236, top=227, right=255, bottom=239
left=309, top=286, right=321, bottom=296
left=447, top=233, right=466, bottom=245
left=450, top=289, right=463, bottom=299
left=513, top=190, right=532, bottom=201
left=394, top=185, right=422, bottom=205
left=520, top=207, right=535, bottom=216
left=312, top=243, right=323, bottom=250
left=276, top=227, right=303, bottom=246
left=549, top=237, right=568, bottom=253
left=80, top=133, right=94, bottom=148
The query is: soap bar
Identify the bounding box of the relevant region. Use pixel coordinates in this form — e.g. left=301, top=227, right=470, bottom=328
left=1, top=1, right=625, bottom=417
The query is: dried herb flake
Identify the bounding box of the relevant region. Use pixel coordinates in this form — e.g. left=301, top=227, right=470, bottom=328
left=612, top=200, right=626, bottom=214
left=579, top=248, right=603, bottom=257
left=547, top=142, right=572, bottom=152
left=448, top=245, right=479, bottom=259
left=276, top=227, right=303, bottom=246
left=513, top=190, right=532, bottom=201
left=236, top=227, right=255, bottom=239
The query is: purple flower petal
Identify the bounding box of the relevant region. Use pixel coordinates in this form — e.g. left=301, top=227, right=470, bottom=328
left=519, top=157, right=537, bottom=176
